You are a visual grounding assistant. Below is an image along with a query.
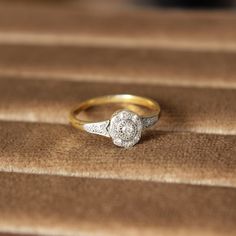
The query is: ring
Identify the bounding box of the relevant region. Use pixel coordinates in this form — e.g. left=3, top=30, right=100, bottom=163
left=69, top=94, right=161, bottom=148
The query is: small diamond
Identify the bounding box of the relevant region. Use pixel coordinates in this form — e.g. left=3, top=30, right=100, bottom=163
left=114, top=138, right=122, bottom=146
left=132, top=114, right=139, bottom=122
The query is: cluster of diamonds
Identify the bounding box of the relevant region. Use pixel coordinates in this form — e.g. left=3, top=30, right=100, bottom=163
left=108, top=110, right=142, bottom=148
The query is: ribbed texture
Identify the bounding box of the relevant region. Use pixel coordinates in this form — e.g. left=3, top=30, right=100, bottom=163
left=0, top=1, right=235, bottom=236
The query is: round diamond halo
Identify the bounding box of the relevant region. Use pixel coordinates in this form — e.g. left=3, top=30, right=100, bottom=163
left=108, top=110, right=142, bottom=148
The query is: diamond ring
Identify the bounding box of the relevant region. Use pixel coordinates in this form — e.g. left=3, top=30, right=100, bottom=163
left=69, top=94, right=161, bottom=148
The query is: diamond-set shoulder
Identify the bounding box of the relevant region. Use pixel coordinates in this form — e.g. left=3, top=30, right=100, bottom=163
left=142, top=115, right=159, bottom=129
left=84, top=120, right=110, bottom=137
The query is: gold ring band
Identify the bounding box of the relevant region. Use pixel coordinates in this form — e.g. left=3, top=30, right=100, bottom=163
left=69, top=94, right=161, bottom=148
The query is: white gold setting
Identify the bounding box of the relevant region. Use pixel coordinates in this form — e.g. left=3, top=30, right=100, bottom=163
left=83, top=109, right=159, bottom=148
left=108, top=110, right=143, bottom=148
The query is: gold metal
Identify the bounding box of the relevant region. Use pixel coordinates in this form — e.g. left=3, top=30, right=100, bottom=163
left=69, top=94, right=161, bottom=131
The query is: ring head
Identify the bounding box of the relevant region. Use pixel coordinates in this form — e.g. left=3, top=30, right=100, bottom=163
left=108, top=110, right=142, bottom=148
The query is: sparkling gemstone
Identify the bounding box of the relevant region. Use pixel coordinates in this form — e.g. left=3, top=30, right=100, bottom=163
left=109, top=110, right=142, bottom=148
left=117, top=120, right=136, bottom=141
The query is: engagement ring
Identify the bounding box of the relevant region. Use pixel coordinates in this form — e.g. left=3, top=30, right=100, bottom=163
left=69, top=94, right=161, bottom=148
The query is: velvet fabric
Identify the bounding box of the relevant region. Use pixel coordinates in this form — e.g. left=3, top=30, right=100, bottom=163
left=0, top=1, right=235, bottom=236
left=0, top=172, right=236, bottom=236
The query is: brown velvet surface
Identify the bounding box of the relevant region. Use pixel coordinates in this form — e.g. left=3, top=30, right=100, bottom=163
left=0, top=172, right=236, bottom=236
left=0, top=121, right=235, bottom=187
left=0, top=1, right=236, bottom=236
left=0, top=44, right=236, bottom=89
left=0, top=2, right=235, bottom=51
left=0, top=78, right=235, bottom=135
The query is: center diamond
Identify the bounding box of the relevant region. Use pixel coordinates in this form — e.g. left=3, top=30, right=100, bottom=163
left=117, top=119, right=136, bottom=141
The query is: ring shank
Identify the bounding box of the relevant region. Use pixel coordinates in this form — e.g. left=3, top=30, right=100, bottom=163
left=69, top=94, right=161, bottom=131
